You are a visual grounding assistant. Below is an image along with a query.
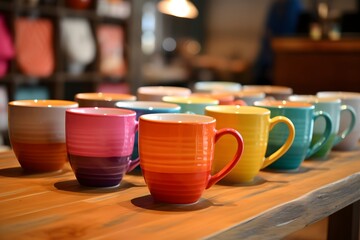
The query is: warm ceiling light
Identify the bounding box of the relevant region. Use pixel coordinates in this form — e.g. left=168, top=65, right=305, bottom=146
left=157, top=0, right=198, bottom=19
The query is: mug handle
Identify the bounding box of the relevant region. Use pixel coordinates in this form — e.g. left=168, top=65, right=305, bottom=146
left=127, top=120, right=140, bottom=172
left=306, top=111, right=332, bottom=158
left=333, top=104, right=356, bottom=146
left=261, top=116, right=295, bottom=169
left=206, top=128, right=244, bottom=189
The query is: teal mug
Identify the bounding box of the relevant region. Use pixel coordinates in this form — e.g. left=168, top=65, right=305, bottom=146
left=289, top=95, right=356, bottom=159
left=254, top=100, right=332, bottom=171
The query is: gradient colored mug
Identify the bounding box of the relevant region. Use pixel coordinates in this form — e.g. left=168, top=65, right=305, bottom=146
left=289, top=95, right=356, bottom=159
left=254, top=100, right=332, bottom=171
left=8, top=100, right=78, bottom=172
left=205, top=105, right=295, bottom=183
left=115, top=101, right=181, bottom=159
left=66, top=108, right=140, bottom=187
left=162, top=96, right=219, bottom=114
left=139, top=113, right=244, bottom=204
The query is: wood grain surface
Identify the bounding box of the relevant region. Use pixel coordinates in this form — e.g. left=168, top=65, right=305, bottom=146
left=0, top=147, right=359, bottom=239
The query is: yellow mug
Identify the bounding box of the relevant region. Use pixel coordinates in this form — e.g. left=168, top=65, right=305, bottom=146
left=205, top=105, right=295, bottom=183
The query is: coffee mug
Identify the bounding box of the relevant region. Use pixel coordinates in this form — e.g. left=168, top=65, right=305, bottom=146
left=75, top=92, right=136, bottom=107
left=139, top=113, right=244, bottom=204
left=162, top=96, right=219, bottom=114
left=317, top=91, right=360, bottom=151
left=233, top=90, right=266, bottom=106
left=8, top=99, right=78, bottom=172
left=66, top=108, right=140, bottom=187
left=254, top=100, right=332, bottom=170
left=193, top=81, right=242, bottom=93
left=137, top=86, right=191, bottom=101
left=289, top=95, right=356, bottom=159
left=205, top=105, right=295, bottom=183
left=191, top=92, right=235, bottom=105
left=243, top=85, right=293, bottom=100
left=115, top=101, right=181, bottom=159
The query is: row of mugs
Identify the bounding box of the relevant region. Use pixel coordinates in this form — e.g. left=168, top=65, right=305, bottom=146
left=7, top=90, right=360, bottom=204
left=75, top=84, right=293, bottom=107
left=76, top=89, right=359, bottom=153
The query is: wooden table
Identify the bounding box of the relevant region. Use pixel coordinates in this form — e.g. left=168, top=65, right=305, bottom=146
left=0, top=147, right=359, bottom=239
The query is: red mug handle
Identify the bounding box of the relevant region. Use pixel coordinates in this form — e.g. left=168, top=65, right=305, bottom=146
left=206, top=128, right=244, bottom=189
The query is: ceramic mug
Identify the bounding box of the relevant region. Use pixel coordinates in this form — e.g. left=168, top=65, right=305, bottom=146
left=162, top=96, right=219, bottom=114
left=190, top=92, right=235, bottom=105
left=8, top=99, right=78, bottom=172
left=137, top=86, right=191, bottom=101
left=115, top=101, right=181, bottom=159
left=205, top=105, right=295, bottom=183
left=233, top=90, right=266, bottom=106
left=317, top=91, right=360, bottom=151
left=193, top=81, right=242, bottom=93
left=289, top=95, right=356, bottom=159
left=75, top=92, right=136, bottom=107
left=254, top=100, right=332, bottom=171
left=243, top=85, right=293, bottom=100
left=66, top=108, right=140, bottom=187
left=139, top=113, right=244, bottom=204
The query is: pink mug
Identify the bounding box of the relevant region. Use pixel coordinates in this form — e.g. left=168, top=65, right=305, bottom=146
left=66, top=108, right=139, bottom=187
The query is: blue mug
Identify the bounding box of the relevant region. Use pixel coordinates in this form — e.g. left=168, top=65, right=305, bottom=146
left=116, top=101, right=181, bottom=160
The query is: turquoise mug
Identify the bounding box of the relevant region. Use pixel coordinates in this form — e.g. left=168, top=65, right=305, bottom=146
left=289, top=95, right=356, bottom=159
left=115, top=101, right=181, bottom=160
left=254, top=100, right=332, bottom=171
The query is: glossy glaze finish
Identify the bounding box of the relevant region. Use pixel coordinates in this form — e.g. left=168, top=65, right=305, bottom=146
left=255, top=100, right=332, bottom=170
left=205, top=105, right=295, bottom=183
left=139, top=113, right=244, bottom=204
left=66, top=108, right=139, bottom=187
left=8, top=100, right=78, bottom=172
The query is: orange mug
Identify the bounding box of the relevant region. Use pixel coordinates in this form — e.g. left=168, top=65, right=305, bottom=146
left=139, top=113, right=244, bottom=204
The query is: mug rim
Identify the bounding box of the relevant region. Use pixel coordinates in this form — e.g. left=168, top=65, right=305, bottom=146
left=317, top=91, right=360, bottom=99
left=162, top=96, right=219, bottom=104
left=137, top=86, right=191, bottom=95
left=115, top=101, right=181, bottom=110
left=75, top=92, right=136, bottom=101
left=140, top=113, right=215, bottom=124
left=194, top=81, right=242, bottom=91
left=254, top=100, right=314, bottom=109
left=243, top=85, right=293, bottom=94
left=288, top=95, right=341, bottom=104
left=9, top=99, right=78, bottom=108
left=66, top=107, right=136, bottom=117
left=205, top=105, right=270, bottom=115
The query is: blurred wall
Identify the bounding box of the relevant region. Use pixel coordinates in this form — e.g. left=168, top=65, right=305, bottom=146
left=204, top=0, right=357, bottom=63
